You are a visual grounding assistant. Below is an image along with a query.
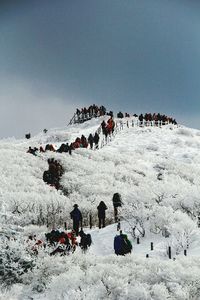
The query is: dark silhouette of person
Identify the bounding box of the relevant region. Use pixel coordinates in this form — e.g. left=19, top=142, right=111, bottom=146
left=97, top=201, right=107, bottom=229
left=88, top=133, right=94, bottom=149
left=70, top=204, right=82, bottom=236
left=93, top=132, right=100, bottom=149
left=112, top=193, right=122, bottom=222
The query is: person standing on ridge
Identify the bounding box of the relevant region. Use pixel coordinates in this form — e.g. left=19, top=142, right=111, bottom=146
left=97, top=201, right=107, bottom=229
left=70, top=204, right=82, bottom=236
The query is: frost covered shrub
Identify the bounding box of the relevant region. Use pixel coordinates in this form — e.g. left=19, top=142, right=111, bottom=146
left=0, top=236, right=33, bottom=287
left=11, top=255, right=200, bottom=300
left=121, top=202, right=148, bottom=237
left=176, top=128, right=193, bottom=137
left=167, top=211, right=198, bottom=254
left=149, top=206, right=174, bottom=235
left=149, top=206, right=198, bottom=252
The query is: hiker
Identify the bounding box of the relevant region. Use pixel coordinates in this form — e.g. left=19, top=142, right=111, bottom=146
left=88, top=133, right=94, bottom=149
left=27, top=146, right=37, bottom=156
left=114, top=230, right=132, bottom=256
left=112, top=193, right=122, bottom=222
left=79, top=229, right=92, bottom=253
left=117, top=111, right=124, bottom=118
left=81, top=135, right=88, bottom=148
left=57, top=143, right=66, bottom=153
left=70, top=204, right=82, bottom=236
left=68, top=143, right=73, bottom=155
left=67, top=229, right=78, bottom=252
left=43, top=170, right=54, bottom=185
left=139, top=114, right=144, bottom=123
left=45, top=229, right=61, bottom=245
left=50, top=232, right=71, bottom=256
left=97, top=201, right=107, bottom=229
left=48, top=159, right=59, bottom=184
left=43, top=158, right=63, bottom=189
left=39, top=146, right=45, bottom=153
left=93, top=132, right=100, bottom=149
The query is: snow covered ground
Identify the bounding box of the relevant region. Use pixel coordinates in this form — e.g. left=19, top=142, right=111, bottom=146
left=1, top=116, right=200, bottom=299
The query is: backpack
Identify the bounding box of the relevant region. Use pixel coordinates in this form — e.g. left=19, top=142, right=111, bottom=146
left=43, top=170, right=53, bottom=184
left=121, top=236, right=132, bottom=254
left=114, top=235, right=123, bottom=255
left=113, top=193, right=122, bottom=208
left=86, top=234, right=92, bottom=247
left=80, top=233, right=92, bottom=249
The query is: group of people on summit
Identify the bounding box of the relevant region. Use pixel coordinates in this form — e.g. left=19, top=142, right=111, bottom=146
left=75, top=104, right=106, bottom=123
left=138, top=113, right=177, bottom=124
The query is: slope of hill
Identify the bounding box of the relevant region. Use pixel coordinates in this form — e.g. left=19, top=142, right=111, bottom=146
left=1, top=116, right=200, bottom=299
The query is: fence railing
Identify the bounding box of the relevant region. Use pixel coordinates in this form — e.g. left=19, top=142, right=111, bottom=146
left=116, top=119, right=170, bottom=129
left=68, top=111, right=103, bottom=125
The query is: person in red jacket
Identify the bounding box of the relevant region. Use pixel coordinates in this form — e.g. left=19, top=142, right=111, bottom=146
left=67, top=230, right=78, bottom=252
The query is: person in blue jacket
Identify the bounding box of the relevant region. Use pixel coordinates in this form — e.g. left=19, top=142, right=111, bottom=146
left=114, top=230, right=132, bottom=256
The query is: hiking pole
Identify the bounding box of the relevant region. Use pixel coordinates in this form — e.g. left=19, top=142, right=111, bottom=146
left=117, top=218, right=121, bottom=231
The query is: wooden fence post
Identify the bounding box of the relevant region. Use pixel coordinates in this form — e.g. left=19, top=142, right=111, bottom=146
left=168, top=246, right=171, bottom=259
left=89, top=214, right=92, bottom=229
left=64, top=222, right=67, bottom=230
left=117, top=219, right=121, bottom=231
left=151, top=242, right=153, bottom=251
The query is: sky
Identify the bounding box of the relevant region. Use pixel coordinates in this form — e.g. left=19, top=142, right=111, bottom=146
left=0, top=0, right=200, bottom=138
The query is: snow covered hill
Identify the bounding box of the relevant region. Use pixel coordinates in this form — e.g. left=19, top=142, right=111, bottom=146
left=1, top=116, right=200, bottom=299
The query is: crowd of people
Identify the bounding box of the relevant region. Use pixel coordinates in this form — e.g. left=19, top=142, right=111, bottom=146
left=116, top=112, right=177, bottom=125
left=27, top=228, right=92, bottom=256
left=27, top=144, right=57, bottom=156
left=100, top=116, right=115, bottom=141
left=117, top=112, right=130, bottom=118
left=76, top=104, right=107, bottom=118
left=26, top=196, right=132, bottom=257
left=138, top=113, right=177, bottom=124
left=43, top=158, right=64, bottom=189
left=71, top=104, right=107, bottom=124
left=27, top=132, right=101, bottom=157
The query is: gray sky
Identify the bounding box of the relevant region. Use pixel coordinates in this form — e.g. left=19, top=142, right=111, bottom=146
left=0, top=0, right=200, bottom=138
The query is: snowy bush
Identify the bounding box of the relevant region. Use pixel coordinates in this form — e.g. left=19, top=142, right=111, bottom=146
left=0, top=235, right=34, bottom=287
left=176, top=128, right=193, bottom=137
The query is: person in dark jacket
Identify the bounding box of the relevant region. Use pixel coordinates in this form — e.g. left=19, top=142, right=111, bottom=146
left=114, top=230, right=132, bottom=256
left=93, top=132, right=100, bottom=149
left=112, top=193, right=122, bottom=222
left=70, top=204, right=82, bottom=236
left=97, top=201, right=107, bottom=229
left=79, top=229, right=92, bottom=253
left=88, top=133, right=94, bottom=149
